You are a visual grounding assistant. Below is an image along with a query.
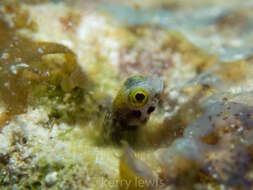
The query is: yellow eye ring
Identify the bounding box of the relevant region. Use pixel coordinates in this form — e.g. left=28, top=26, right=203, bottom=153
left=129, top=89, right=148, bottom=107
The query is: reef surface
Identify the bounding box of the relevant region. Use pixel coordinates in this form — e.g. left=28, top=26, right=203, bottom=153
left=0, top=0, right=253, bottom=190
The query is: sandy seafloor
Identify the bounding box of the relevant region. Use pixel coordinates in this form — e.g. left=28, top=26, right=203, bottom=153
left=1, top=0, right=253, bottom=190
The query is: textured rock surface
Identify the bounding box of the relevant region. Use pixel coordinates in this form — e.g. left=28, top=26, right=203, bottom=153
left=0, top=0, right=253, bottom=190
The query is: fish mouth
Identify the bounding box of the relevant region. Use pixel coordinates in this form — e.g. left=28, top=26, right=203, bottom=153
left=128, top=117, right=148, bottom=126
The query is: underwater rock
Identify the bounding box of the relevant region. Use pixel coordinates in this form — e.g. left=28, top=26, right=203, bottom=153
left=101, top=2, right=253, bottom=62
left=185, top=101, right=253, bottom=187
left=216, top=6, right=252, bottom=37
left=2, top=1, right=253, bottom=190
left=118, top=27, right=217, bottom=78
left=156, top=138, right=203, bottom=188
left=158, top=101, right=253, bottom=188
left=184, top=101, right=253, bottom=144
left=0, top=10, right=91, bottom=125
left=202, top=135, right=250, bottom=187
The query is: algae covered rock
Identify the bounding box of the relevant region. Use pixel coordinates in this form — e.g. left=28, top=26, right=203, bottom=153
left=0, top=8, right=92, bottom=126
left=2, top=1, right=253, bottom=190
left=157, top=100, right=253, bottom=189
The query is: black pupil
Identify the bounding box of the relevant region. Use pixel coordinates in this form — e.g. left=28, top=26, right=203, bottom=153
left=147, top=106, right=155, bottom=114
left=132, top=110, right=142, bottom=118
left=135, top=93, right=145, bottom=102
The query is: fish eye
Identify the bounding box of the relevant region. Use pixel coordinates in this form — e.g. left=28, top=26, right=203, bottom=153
left=129, top=89, right=148, bottom=107
left=135, top=93, right=145, bottom=102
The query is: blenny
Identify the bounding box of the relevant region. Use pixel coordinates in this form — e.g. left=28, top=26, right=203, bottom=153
left=103, top=75, right=163, bottom=143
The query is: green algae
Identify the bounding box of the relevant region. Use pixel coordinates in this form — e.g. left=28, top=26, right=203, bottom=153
left=0, top=7, right=92, bottom=125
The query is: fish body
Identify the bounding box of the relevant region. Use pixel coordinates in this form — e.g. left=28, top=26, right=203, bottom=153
left=104, top=75, right=163, bottom=143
